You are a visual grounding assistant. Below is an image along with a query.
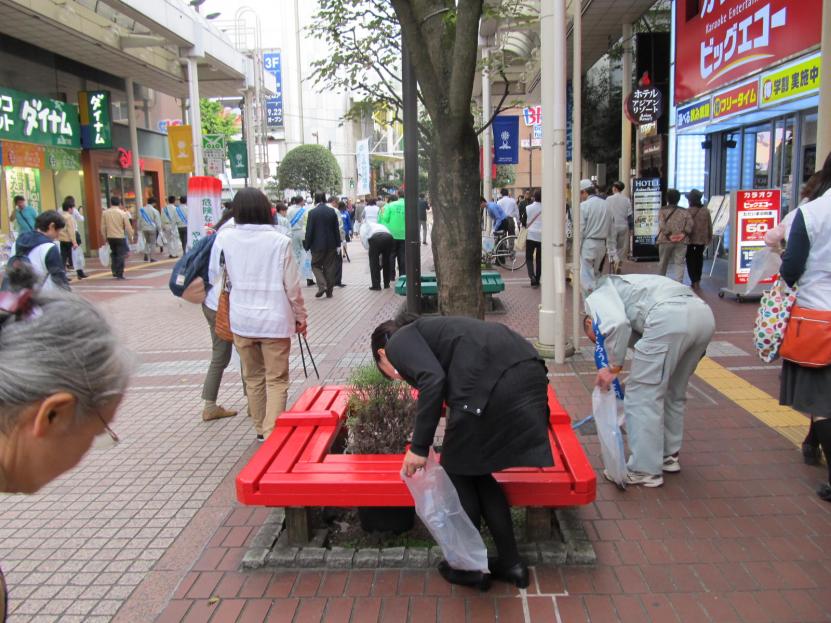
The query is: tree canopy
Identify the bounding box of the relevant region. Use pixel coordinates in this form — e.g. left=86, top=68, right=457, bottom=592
left=200, top=99, right=239, bottom=141
left=276, top=144, right=343, bottom=194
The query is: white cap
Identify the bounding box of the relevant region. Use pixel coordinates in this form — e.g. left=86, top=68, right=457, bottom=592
left=579, top=179, right=594, bottom=191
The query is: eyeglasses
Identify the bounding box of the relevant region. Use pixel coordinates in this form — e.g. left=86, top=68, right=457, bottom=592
left=94, top=413, right=120, bottom=449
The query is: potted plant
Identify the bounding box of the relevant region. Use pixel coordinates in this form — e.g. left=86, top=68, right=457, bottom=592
left=346, top=364, right=417, bottom=533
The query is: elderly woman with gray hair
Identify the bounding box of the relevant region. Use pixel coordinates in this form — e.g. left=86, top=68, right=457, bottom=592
left=0, top=263, right=131, bottom=619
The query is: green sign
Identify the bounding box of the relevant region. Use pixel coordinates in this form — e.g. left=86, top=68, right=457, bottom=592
left=80, top=90, right=112, bottom=149
left=228, top=141, right=248, bottom=178
left=45, top=146, right=81, bottom=171
left=0, top=86, right=80, bottom=148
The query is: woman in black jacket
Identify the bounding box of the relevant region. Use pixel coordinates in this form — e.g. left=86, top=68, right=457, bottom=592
left=371, top=314, right=553, bottom=590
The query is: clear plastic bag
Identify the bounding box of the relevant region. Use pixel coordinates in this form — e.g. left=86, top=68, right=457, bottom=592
left=98, top=245, right=110, bottom=268
left=402, top=450, right=488, bottom=573
left=746, top=247, right=781, bottom=294
left=592, top=387, right=627, bottom=489
left=71, top=247, right=85, bottom=271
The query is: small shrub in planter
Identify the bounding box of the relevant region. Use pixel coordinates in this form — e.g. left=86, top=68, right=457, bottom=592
left=346, top=365, right=417, bottom=533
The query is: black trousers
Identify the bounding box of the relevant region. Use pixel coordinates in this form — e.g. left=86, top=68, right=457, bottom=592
left=392, top=239, right=406, bottom=276
left=686, top=244, right=706, bottom=283
left=334, top=248, right=344, bottom=286
left=525, top=239, right=541, bottom=283
left=311, top=248, right=339, bottom=294
left=60, top=241, right=74, bottom=269
left=446, top=472, right=520, bottom=568
left=368, top=233, right=394, bottom=288
left=108, top=238, right=127, bottom=278
left=178, top=226, right=188, bottom=251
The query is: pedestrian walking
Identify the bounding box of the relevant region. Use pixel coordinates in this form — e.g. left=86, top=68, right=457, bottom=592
left=497, top=188, right=518, bottom=236
left=6, top=211, right=70, bottom=293
left=360, top=220, right=395, bottom=290
left=363, top=197, right=380, bottom=224
left=139, top=197, right=163, bottom=262
left=57, top=198, right=78, bottom=271
left=656, top=189, right=693, bottom=282
left=287, top=196, right=315, bottom=287
left=584, top=274, right=714, bottom=487
left=778, top=151, right=831, bottom=502
left=9, top=195, right=37, bottom=236
left=274, top=201, right=290, bottom=236
left=418, top=193, right=430, bottom=244
left=161, top=195, right=184, bottom=258
left=304, top=192, right=341, bottom=298
left=61, top=197, right=88, bottom=280
left=211, top=188, right=307, bottom=441
left=371, top=314, right=553, bottom=590
left=101, top=196, right=133, bottom=280
left=524, top=189, right=543, bottom=287
left=606, top=181, right=632, bottom=273
left=579, top=179, right=616, bottom=296
left=176, top=196, right=188, bottom=251
left=684, top=189, right=712, bottom=289
left=379, top=192, right=407, bottom=276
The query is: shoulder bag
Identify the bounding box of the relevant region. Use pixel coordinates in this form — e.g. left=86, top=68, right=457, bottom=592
left=779, top=304, right=831, bottom=367
left=514, top=212, right=540, bottom=252
left=753, top=278, right=797, bottom=363
left=214, top=254, right=233, bottom=342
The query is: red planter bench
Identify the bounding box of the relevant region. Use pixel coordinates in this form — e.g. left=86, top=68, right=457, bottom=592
left=236, top=385, right=596, bottom=543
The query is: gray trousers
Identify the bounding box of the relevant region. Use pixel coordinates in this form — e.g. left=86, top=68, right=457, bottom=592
left=657, top=242, right=687, bottom=282
left=614, top=229, right=629, bottom=265
left=581, top=238, right=607, bottom=297
left=142, top=230, right=157, bottom=258
left=625, top=297, right=715, bottom=475
left=202, top=305, right=232, bottom=401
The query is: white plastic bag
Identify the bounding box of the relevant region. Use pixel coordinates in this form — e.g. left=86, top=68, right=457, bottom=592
left=402, top=450, right=488, bottom=573
left=71, top=247, right=85, bottom=270
left=746, top=247, right=781, bottom=294
left=592, top=387, right=627, bottom=489
left=98, top=245, right=110, bottom=268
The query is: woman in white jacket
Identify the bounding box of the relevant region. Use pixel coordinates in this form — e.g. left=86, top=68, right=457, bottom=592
left=210, top=188, right=308, bottom=441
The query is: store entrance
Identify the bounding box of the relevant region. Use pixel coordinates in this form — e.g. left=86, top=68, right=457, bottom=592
left=98, top=169, right=158, bottom=214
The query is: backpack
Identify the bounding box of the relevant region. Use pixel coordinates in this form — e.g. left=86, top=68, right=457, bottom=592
left=169, top=234, right=215, bottom=298
left=2, top=243, right=52, bottom=291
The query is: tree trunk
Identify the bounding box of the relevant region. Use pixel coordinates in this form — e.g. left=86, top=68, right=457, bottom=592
left=430, top=123, right=485, bottom=318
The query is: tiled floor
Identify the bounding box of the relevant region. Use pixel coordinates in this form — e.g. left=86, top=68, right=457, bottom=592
left=2, top=246, right=830, bottom=622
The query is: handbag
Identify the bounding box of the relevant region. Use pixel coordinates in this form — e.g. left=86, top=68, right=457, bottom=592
left=514, top=212, right=540, bottom=252
left=214, top=262, right=233, bottom=342
left=779, top=304, right=831, bottom=367
left=753, top=278, right=797, bottom=363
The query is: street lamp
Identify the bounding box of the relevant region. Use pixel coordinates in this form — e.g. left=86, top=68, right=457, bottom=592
left=189, top=0, right=206, bottom=12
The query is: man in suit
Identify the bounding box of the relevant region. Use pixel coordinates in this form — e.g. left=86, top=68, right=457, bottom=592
left=303, top=191, right=341, bottom=298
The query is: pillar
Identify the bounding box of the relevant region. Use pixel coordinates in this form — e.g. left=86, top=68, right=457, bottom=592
left=482, top=47, right=493, bottom=202
left=620, top=23, right=633, bottom=187
left=186, top=57, right=204, bottom=176
left=537, top=0, right=568, bottom=363
left=244, top=89, right=257, bottom=187
left=125, top=78, right=144, bottom=219
left=571, top=0, right=583, bottom=352
left=817, top=4, right=831, bottom=168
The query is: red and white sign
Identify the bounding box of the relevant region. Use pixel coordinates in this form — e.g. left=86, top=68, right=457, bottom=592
left=186, top=176, right=223, bottom=251
left=734, top=189, right=780, bottom=285
left=674, top=0, right=822, bottom=104
left=522, top=106, right=542, bottom=126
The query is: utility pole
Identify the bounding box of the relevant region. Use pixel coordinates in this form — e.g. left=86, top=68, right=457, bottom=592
left=402, top=41, right=421, bottom=314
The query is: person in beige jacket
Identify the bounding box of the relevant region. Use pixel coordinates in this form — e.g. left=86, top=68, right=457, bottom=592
left=57, top=197, right=79, bottom=278
left=100, top=196, right=133, bottom=280
left=656, top=189, right=693, bottom=282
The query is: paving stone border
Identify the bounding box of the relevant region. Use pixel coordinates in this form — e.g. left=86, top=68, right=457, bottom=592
left=240, top=506, right=596, bottom=570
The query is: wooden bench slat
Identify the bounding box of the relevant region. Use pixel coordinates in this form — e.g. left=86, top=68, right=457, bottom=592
left=235, top=426, right=294, bottom=500
left=276, top=411, right=342, bottom=427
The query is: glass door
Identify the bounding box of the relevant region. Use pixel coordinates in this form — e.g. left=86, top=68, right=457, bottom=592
left=771, top=117, right=795, bottom=214
left=742, top=123, right=773, bottom=189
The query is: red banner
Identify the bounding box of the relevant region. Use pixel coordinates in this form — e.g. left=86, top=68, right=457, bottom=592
left=734, top=189, right=780, bottom=285
left=675, top=0, right=822, bottom=104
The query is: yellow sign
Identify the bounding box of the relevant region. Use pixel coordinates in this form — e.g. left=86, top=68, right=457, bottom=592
left=760, top=53, right=821, bottom=107
left=168, top=125, right=194, bottom=173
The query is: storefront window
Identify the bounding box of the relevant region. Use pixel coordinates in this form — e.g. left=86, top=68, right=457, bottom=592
left=722, top=131, right=742, bottom=193
left=801, top=112, right=817, bottom=183
left=772, top=118, right=795, bottom=214
left=742, top=123, right=771, bottom=189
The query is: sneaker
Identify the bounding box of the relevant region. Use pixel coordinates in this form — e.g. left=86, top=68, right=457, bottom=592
left=818, top=483, right=831, bottom=503
left=662, top=454, right=681, bottom=473
left=256, top=434, right=265, bottom=443
left=625, top=471, right=663, bottom=487
left=202, top=405, right=238, bottom=422
left=802, top=442, right=822, bottom=466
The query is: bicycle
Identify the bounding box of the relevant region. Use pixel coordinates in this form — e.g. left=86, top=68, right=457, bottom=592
left=482, top=231, right=526, bottom=271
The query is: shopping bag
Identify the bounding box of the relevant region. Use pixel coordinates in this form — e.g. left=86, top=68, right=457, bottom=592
left=98, top=245, right=111, bottom=268
left=593, top=387, right=627, bottom=489
left=746, top=247, right=781, bottom=294
left=753, top=278, right=797, bottom=363
left=402, top=450, right=488, bottom=573
left=71, top=247, right=85, bottom=271
left=514, top=227, right=528, bottom=252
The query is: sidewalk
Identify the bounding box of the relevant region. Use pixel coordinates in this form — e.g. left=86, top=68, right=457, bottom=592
left=2, top=244, right=830, bottom=622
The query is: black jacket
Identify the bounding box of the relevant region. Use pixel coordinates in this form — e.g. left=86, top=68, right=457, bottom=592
left=385, top=316, right=544, bottom=457
left=303, top=203, right=340, bottom=253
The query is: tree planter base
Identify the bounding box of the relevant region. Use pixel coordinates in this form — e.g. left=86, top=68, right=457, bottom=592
left=357, top=507, right=415, bottom=534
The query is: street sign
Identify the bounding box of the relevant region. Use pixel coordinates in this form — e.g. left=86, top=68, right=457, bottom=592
left=202, top=134, right=225, bottom=177
left=632, top=177, right=661, bottom=261
left=626, top=87, right=663, bottom=125
left=533, top=124, right=542, bottom=139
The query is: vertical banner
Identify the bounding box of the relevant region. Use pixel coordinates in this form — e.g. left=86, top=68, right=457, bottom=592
left=263, top=50, right=284, bottom=129
left=730, top=189, right=780, bottom=288
left=78, top=90, right=112, bottom=149
left=186, top=176, right=223, bottom=250
left=168, top=125, right=195, bottom=173
left=632, top=178, right=661, bottom=261
left=228, top=141, right=248, bottom=178
left=355, top=138, right=370, bottom=196
left=202, top=134, right=226, bottom=177
left=491, top=115, right=519, bottom=165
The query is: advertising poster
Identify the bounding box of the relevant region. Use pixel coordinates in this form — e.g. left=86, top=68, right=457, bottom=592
left=732, top=189, right=780, bottom=286
left=202, top=134, right=226, bottom=177
left=5, top=167, right=42, bottom=215
left=355, top=138, right=370, bottom=196
left=263, top=50, right=284, bottom=129
left=186, top=176, right=223, bottom=251
left=632, top=177, right=661, bottom=260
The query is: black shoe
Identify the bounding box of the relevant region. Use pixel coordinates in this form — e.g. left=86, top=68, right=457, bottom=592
left=315, top=291, right=325, bottom=298
left=326, top=290, right=333, bottom=298
left=384, top=283, right=390, bottom=289
left=488, top=558, right=529, bottom=589
left=369, top=286, right=381, bottom=291
left=77, top=271, right=88, bottom=280
left=437, top=561, right=490, bottom=592
left=149, top=258, right=157, bottom=262
left=256, top=434, right=265, bottom=443
left=143, top=255, right=149, bottom=262
left=306, top=279, right=316, bottom=286
left=817, top=483, right=831, bottom=502
left=336, top=283, right=346, bottom=288
left=802, top=442, right=821, bottom=466
left=169, top=255, right=176, bottom=259
left=116, top=276, right=126, bottom=281
left=422, top=242, right=427, bottom=245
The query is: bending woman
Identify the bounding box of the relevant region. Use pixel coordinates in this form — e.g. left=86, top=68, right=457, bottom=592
left=371, top=315, right=553, bottom=590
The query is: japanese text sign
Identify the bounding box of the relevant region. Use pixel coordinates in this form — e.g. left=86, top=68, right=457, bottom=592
left=78, top=90, right=112, bottom=149
left=675, top=0, right=822, bottom=104
left=625, top=87, right=663, bottom=125
left=263, top=50, right=283, bottom=128
left=713, top=79, right=758, bottom=120
left=760, top=52, right=821, bottom=106
left=2, top=141, right=45, bottom=169
left=202, top=134, right=226, bottom=177
left=676, top=98, right=712, bottom=131
left=733, top=189, right=780, bottom=285
left=0, top=87, right=80, bottom=148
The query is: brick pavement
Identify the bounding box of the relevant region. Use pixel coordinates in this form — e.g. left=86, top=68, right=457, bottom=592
left=1, top=246, right=830, bottom=622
